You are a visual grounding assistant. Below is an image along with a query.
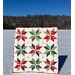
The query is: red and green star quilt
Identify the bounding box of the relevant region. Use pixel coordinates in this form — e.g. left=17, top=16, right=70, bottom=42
left=13, top=27, right=58, bottom=74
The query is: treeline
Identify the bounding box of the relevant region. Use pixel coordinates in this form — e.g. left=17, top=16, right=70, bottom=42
left=3, top=15, right=71, bottom=29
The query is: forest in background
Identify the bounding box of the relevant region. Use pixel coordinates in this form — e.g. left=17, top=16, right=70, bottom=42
left=3, top=15, right=71, bottom=29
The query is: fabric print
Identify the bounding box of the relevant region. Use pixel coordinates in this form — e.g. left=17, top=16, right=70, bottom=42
left=15, top=43, right=27, bottom=56
left=29, top=58, right=41, bottom=71
left=44, top=44, right=57, bottom=57
left=15, top=58, right=27, bottom=71
left=44, top=59, right=57, bottom=72
left=29, top=43, right=42, bottom=56
left=29, top=29, right=42, bottom=41
left=16, top=29, right=27, bottom=41
left=44, top=29, right=57, bottom=42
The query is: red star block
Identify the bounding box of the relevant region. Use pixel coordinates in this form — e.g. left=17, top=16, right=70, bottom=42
left=15, top=29, right=27, bottom=41
left=29, top=44, right=42, bottom=56
left=15, top=58, right=27, bottom=71
left=44, top=59, right=57, bottom=72
left=44, top=29, right=57, bottom=42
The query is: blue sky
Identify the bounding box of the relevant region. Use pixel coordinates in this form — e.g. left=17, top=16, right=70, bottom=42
left=3, top=0, right=71, bottom=16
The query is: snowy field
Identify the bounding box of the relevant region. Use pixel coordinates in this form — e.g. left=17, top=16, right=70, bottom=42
left=3, top=30, right=71, bottom=75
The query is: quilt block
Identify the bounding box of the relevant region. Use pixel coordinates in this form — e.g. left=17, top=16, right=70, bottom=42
left=13, top=27, right=58, bottom=73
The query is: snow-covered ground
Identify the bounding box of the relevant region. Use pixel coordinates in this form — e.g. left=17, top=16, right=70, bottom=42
left=3, top=30, right=71, bottom=75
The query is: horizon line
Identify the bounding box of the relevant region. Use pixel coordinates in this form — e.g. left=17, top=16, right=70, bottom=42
left=3, top=14, right=71, bottom=17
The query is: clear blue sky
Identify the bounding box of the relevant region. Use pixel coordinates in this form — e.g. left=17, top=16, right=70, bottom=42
left=3, top=0, right=71, bottom=16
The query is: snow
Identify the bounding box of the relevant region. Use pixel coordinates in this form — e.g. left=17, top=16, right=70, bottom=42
left=3, top=30, right=71, bottom=75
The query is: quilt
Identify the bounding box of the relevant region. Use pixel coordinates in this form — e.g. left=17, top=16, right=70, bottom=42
left=13, top=27, right=58, bottom=73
